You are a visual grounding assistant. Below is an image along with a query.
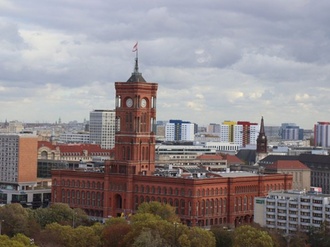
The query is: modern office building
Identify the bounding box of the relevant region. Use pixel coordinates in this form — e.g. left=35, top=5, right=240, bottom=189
left=207, top=123, right=220, bottom=135
left=314, top=122, right=330, bottom=147
left=51, top=56, right=292, bottom=228
left=58, top=132, right=90, bottom=144
left=89, top=110, right=116, bottom=149
left=0, top=133, right=51, bottom=207
left=264, top=125, right=281, bottom=141
left=254, top=190, right=330, bottom=234
left=165, top=120, right=196, bottom=142
left=280, top=123, right=303, bottom=140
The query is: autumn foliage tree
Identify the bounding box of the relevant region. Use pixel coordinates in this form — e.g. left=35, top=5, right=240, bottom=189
left=233, top=225, right=274, bottom=247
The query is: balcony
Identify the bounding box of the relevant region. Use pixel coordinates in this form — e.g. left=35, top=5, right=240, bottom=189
left=277, top=225, right=287, bottom=230
left=266, top=204, right=275, bottom=209
left=266, top=211, right=276, bottom=215
left=289, top=200, right=298, bottom=205
left=313, top=209, right=323, bottom=214
left=301, top=208, right=310, bottom=212
left=312, top=216, right=323, bottom=221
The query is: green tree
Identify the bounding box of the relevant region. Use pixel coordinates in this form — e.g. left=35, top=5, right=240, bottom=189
left=179, top=226, right=216, bottom=247
left=12, top=233, right=37, bottom=247
left=307, top=222, right=330, bottom=247
left=37, top=222, right=74, bottom=247
left=32, top=203, right=89, bottom=228
left=71, top=225, right=102, bottom=247
left=101, top=217, right=131, bottom=247
left=0, top=203, right=30, bottom=237
left=211, top=226, right=234, bottom=247
left=233, top=225, right=274, bottom=247
left=123, top=213, right=174, bottom=246
left=136, top=201, right=179, bottom=222
left=133, top=228, right=170, bottom=247
left=0, top=235, right=25, bottom=247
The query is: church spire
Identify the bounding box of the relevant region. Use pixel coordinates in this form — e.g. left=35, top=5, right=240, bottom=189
left=256, top=116, right=267, bottom=153
left=260, top=116, right=265, bottom=135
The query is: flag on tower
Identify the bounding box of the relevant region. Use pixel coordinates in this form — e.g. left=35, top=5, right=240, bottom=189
left=132, top=42, right=138, bottom=52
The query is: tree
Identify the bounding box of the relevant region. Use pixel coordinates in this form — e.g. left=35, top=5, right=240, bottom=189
left=136, top=201, right=179, bottom=222
left=0, top=203, right=30, bottom=237
left=0, top=235, right=25, bottom=247
left=211, top=226, right=234, bottom=247
left=0, top=233, right=37, bottom=247
left=37, top=222, right=74, bottom=247
left=133, top=228, right=170, bottom=247
left=32, top=203, right=89, bottom=228
left=101, top=217, right=131, bottom=247
left=12, top=233, right=37, bottom=247
left=123, top=213, right=174, bottom=246
left=71, top=225, right=102, bottom=247
left=307, top=222, right=330, bottom=247
left=179, top=226, right=216, bottom=247
left=233, top=225, right=274, bottom=247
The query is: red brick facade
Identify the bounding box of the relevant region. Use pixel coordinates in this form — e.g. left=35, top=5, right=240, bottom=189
left=52, top=169, right=292, bottom=227
left=51, top=61, right=293, bottom=228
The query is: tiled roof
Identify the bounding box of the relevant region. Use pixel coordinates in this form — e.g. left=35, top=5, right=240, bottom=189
left=38, top=141, right=113, bottom=155
left=259, top=155, right=297, bottom=164
left=196, top=154, right=224, bottom=160
left=266, top=160, right=310, bottom=171
left=236, top=149, right=256, bottom=164
left=222, top=154, right=244, bottom=164
left=259, top=154, right=330, bottom=166
left=299, top=153, right=330, bottom=164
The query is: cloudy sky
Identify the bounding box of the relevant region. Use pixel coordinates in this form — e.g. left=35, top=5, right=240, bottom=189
left=0, top=0, right=329, bottom=128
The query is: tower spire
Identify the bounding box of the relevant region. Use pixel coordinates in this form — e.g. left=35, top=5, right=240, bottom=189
left=260, top=116, right=265, bottom=134
left=256, top=116, right=267, bottom=154
left=127, top=42, right=146, bottom=83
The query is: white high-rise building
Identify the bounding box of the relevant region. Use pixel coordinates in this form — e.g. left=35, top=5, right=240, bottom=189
left=165, top=120, right=195, bottom=142
left=89, top=110, right=116, bottom=149
left=181, top=123, right=195, bottom=141
left=249, top=124, right=260, bottom=145
left=220, top=121, right=236, bottom=142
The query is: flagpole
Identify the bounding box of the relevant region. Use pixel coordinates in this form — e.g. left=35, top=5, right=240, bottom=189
left=133, top=42, right=139, bottom=73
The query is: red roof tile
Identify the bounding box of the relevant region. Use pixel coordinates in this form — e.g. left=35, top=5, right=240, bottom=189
left=196, top=154, right=224, bottom=160
left=38, top=141, right=114, bottom=155
left=222, top=154, right=245, bottom=164
left=266, top=160, right=310, bottom=171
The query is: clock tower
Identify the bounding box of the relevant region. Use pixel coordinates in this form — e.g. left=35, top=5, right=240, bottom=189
left=111, top=56, right=158, bottom=176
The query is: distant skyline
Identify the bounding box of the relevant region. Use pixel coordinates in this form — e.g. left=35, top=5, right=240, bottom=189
left=1, top=1, right=330, bottom=129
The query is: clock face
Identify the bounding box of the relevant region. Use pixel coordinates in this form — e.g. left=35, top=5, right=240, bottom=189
left=126, top=98, right=133, bottom=107
left=141, top=98, right=147, bottom=108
